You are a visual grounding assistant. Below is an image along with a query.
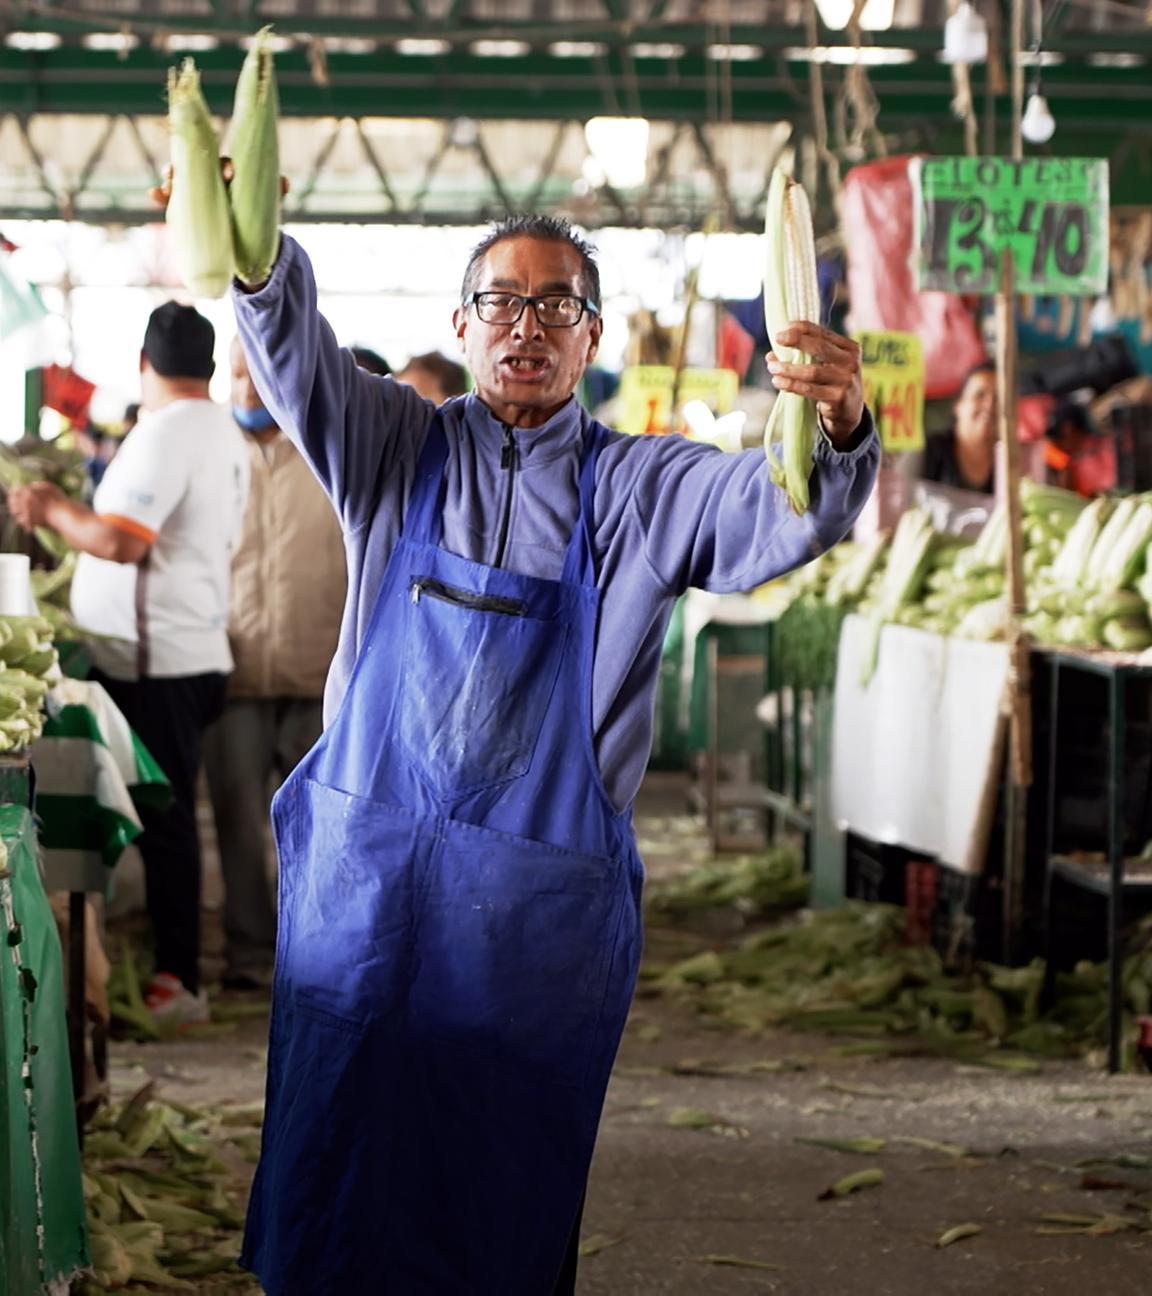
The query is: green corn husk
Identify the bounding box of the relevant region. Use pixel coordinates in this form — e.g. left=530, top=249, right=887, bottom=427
left=824, top=531, right=890, bottom=608
left=955, top=596, right=1010, bottom=643
left=1087, top=590, right=1146, bottom=621
left=818, top=1167, right=885, bottom=1199
left=1050, top=496, right=1114, bottom=586
left=1020, top=478, right=1087, bottom=519
left=166, top=59, right=234, bottom=297
left=762, top=168, right=821, bottom=515
left=227, top=26, right=282, bottom=285
left=860, top=508, right=936, bottom=685
left=1084, top=497, right=1138, bottom=587
left=1098, top=500, right=1152, bottom=593
left=1102, top=616, right=1152, bottom=653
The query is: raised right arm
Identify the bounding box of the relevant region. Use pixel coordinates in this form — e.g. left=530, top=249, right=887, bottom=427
left=231, top=234, right=432, bottom=532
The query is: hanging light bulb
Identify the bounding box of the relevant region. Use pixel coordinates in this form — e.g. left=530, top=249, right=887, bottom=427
left=1021, top=92, right=1056, bottom=143
left=943, top=1, right=988, bottom=64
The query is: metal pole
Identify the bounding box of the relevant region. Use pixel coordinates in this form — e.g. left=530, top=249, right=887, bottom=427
left=1011, top=0, right=1025, bottom=160
left=1108, top=670, right=1126, bottom=1074
left=999, top=0, right=1031, bottom=962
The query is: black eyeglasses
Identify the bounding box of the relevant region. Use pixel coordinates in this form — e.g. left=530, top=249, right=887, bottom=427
left=464, top=291, right=600, bottom=328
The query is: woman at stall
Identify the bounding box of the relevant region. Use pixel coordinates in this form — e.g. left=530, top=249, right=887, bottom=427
left=922, top=361, right=997, bottom=494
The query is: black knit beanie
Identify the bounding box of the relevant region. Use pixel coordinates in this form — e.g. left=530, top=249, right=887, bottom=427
left=142, top=301, right=215, bottom=380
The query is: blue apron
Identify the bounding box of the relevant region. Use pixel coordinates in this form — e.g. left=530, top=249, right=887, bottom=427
left=242, top=414, right=644, bottom=1295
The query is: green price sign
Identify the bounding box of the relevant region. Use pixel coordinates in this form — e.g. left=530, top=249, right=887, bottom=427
left=913, top=156, right=1109, bottom=296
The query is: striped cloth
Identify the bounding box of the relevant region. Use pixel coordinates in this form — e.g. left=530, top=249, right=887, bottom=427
left=32, top=679, right=170, bottom=894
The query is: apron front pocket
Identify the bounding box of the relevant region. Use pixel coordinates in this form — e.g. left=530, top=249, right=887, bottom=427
left=400, top=572, right=567, bottom=798
left=274, top=778, right=425, bottom=1028
left=410, top=820, right=626, bottom=1089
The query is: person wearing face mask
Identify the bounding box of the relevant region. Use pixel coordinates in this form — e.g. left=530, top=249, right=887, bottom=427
left=216, top=209, right=877, bottom=1296
left=922, top=361, right=999, bottom=494
left=201, top=337, right=346, bottom=992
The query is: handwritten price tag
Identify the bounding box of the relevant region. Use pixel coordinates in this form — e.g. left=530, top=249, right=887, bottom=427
left=856, top=331, right=925, bottom=454
left=617, top=366, right=739, bottom=436
left=913, top=156, right=1108, bottom=296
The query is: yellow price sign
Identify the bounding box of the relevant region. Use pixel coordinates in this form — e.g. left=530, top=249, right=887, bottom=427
left=856, top=330, right=925, bottom=454
left=617, top=365, right=739, bottom=436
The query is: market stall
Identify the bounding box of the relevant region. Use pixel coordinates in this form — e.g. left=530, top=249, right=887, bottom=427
left=1, top=802, right=89, bottom=1295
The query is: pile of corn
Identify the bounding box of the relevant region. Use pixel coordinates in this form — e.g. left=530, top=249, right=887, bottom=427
left=0, top=441, right=88, bottom=561
left=77, top=1089, right=263, bottom=1293
left=0, top=614, right=57, bottom=751
left=1026, top=490, right=1152, bottom=650
left=646, top=843, right=809, bottom=919
left=648, top=901, right=1152, bottom=1069
left=166, top=27, right=281, bottom=296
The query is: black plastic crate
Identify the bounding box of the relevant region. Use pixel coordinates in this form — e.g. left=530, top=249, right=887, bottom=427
left=845, top=834, right=908, bottom=906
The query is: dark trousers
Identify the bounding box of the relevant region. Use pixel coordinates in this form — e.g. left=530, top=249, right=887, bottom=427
left=203, top=698, right=323, bottom=978
left=94, top=670, right=227, bottom=995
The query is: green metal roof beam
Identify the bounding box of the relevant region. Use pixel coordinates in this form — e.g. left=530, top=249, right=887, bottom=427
left=3, top=48, right=1151, bottom=126
left=5, top=16, right=1152, bottom=57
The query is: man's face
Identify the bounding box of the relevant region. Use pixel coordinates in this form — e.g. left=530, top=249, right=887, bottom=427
left=230, top=337, right=263, bottom=411
left=954, top=370, right=998, bottom=448
left=453, top=237, right=601, bottom=429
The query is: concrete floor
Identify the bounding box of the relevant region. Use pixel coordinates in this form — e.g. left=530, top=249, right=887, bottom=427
left=103, top=776, right=1152, bottom=1294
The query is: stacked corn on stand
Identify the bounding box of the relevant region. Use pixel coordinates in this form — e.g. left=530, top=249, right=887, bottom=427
left=779, top=480, right=1152, bottom=663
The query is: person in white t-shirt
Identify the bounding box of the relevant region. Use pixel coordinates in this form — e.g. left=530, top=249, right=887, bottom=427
left=8, top=302, right=250, bottom=1025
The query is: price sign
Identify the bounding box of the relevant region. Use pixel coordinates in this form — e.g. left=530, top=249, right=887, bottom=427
left=913, top=156, right=1108, bottom=296
left=617, top=365, right=739, bottom=435
left=856, top=330, right=924, bottom=453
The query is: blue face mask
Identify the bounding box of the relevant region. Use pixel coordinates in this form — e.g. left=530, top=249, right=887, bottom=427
left=232, top=404, right=278, bottom=432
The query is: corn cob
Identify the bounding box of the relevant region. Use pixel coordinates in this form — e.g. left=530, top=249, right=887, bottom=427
left=1084, top=496, right=1138, bottom=586
left=166, top=60, right=234, bottom=298
left=763, top=168, right=820, bottom=515
left=1019, top=478, right=1087, bottom=520
left=1097, top=499, right=1152, bottom=592
left=1049, top=496, right=1113, bottom=585
left=228, top=26, right=282, bottom=286
left=860, top=507, right=937, bottom=685
left=1102, top=616, right=1152, bottom=652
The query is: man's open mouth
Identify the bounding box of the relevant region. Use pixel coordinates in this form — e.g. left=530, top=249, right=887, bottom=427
left=501, top=355, right=549, bottom=374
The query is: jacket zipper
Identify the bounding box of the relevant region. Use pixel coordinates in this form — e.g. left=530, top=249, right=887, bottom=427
left=493, top=424, right=517, bottom=569
left=410, top=577, right=527, bottom=618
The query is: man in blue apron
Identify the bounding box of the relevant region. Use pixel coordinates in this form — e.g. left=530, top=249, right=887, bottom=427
left=231, top=214, right=878, bottom=1294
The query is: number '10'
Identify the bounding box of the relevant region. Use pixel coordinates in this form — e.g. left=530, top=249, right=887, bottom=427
left=1023, top=200, right=1089, bottom=278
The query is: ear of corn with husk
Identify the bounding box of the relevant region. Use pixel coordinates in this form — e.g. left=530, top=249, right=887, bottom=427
left=763, top=168, right=821, bottom=515
left=165, top=60, right=234, bottom=298
left=227, top=26, right=282, bottom=285
left=859, top=507, right=937, bottom=685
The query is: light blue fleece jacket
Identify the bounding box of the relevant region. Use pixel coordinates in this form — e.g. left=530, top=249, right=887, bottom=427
left=232, top=235, right=880, bottom=811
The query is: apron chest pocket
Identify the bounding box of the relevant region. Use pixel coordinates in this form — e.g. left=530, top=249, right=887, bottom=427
left=400, top=573, right=566, bottom=798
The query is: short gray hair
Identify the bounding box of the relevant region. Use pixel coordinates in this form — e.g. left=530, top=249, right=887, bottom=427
left=461, top=215, right=601, bottom=310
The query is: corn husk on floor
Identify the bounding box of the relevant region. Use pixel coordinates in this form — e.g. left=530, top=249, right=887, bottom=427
left=165, top=61, right=234, bottom=298
left=227, top=27, right=282, bottom=286
left=762, top=168, right=821, bottom=515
